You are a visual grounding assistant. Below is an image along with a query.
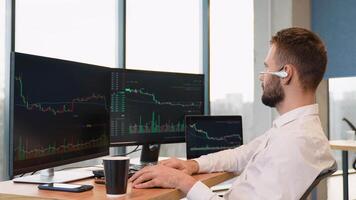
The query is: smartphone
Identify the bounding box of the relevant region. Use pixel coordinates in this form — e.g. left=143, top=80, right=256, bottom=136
left=38, top=183, right=93, bottom=192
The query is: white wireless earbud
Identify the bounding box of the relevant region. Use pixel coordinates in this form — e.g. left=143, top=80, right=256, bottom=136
left=260, top=71, right=288, bottom=78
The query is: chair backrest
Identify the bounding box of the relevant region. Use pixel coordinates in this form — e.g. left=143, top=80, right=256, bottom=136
left=300, top=162, right=337, bottom=200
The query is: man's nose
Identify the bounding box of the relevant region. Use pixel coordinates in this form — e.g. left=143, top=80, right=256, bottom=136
left=259, top=73, right=264, bottom=81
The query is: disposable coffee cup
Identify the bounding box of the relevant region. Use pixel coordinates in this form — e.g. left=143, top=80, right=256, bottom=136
left=103, top=156, right=130, bottom=196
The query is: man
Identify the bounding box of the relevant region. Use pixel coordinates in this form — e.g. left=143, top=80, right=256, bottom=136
left=129, top=27, right=335, bottom=200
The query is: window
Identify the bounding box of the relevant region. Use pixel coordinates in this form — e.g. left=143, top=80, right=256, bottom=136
left=0, top=0, right=5, bottom=97
left=210, top=0, right=256, bottom=142
left=126, top=0, right=201, bottom=74
left=126, top=0, right=201, bottom=157
left=16, top=0, right=117, bottom=67
left=13, top=0, right=118, bottom=171
left=329, top=77, right=356, bottom=169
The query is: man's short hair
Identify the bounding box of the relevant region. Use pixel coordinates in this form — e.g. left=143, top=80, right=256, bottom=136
left=271, top=27, right=327, bottom=91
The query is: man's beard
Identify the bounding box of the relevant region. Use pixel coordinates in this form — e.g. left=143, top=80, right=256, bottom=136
left=261, top=77, right=285, bottom=107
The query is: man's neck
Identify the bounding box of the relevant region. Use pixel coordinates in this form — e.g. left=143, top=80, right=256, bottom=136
left=276, top=91, right=316, bottom=115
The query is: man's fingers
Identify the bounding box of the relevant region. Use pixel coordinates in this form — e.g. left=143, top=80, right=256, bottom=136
left=129, top=166, right=151, bottom=182
left=158, top=158, right=175, bottom=165
left=159, top=159, right=183, bottom=170
left=132, top=172, right=154, bottom=187
left=128, top=170, right=143, bottom=182
left=182, top=169, right=190, bottom=174
left=134, top=179, right=158, bottom=189
left=161, top=162, right=178, bottom=168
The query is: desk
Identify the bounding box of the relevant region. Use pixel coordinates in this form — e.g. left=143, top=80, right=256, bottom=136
left=329, top=140, right=356, bottom=200
left=0, top=172, right=235, bottom=200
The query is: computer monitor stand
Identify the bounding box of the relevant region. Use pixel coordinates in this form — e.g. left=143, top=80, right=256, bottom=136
left=140, top=144, right=160, bottom=164
left=13, top=168, right=93, bottom=184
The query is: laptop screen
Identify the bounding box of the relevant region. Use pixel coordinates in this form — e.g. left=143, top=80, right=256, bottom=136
left=185, top=115, right=243, bottom=159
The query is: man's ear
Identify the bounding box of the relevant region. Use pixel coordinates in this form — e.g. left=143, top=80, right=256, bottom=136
left=281, top=64, right=293, bottom=85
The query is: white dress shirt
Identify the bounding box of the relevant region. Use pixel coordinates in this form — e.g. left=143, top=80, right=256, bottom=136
left=187, top=104, right=335, bottom=200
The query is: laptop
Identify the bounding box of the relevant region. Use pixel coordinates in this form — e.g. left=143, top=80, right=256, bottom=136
left=185, top=115, right=243, bottom=159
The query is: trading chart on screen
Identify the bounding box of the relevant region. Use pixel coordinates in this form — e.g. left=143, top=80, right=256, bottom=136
left=185, top=116, right=243, bottom=159
left=12, top=53, right=111, bottom=172
left=110, top=69, right=204, bottom=144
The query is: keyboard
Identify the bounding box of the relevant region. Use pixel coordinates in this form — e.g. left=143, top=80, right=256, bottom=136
left=92, top=169, right=136, bottom=179
left=92, top=163, right=154, bottom=179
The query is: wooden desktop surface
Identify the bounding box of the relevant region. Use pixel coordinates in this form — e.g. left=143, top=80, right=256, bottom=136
left=0, top=172, right=235, bottom=200
left=329, top=140, right=356, bottom=151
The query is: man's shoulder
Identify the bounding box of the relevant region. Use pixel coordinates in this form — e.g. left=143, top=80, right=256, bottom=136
left=271, top=127, right=326, bottom=150
left=278, top=114, right=325, bottom=139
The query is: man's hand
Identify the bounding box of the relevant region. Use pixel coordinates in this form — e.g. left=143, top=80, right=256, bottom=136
left=158, top=158, right=199, bottom=175
left=128, top=165, right=197, bottom=194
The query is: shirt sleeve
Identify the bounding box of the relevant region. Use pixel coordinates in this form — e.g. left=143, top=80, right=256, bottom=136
left=193, top=133, right=267, bottom=173
left=224, top=132, right=335, bottom=200
left=187, top=181, right=224, bottom=200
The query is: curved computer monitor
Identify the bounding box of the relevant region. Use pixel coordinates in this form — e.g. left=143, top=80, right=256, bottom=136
left=10, top=53, right=111, bottom=182
left=110, top=69, right=204, bottom=161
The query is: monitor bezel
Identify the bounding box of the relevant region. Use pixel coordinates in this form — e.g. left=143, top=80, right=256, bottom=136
left=9, top=52, right=110, bottom=177
left=184, top=115, right=243, bottom=159
left=109, top=68, right=205, bottom=146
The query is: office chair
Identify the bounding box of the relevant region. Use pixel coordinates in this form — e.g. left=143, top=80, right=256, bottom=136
left=300, top=162, right=337, bottom=200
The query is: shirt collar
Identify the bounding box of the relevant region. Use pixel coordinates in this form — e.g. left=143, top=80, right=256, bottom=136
left=273, top=104, right=319, bottom=128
